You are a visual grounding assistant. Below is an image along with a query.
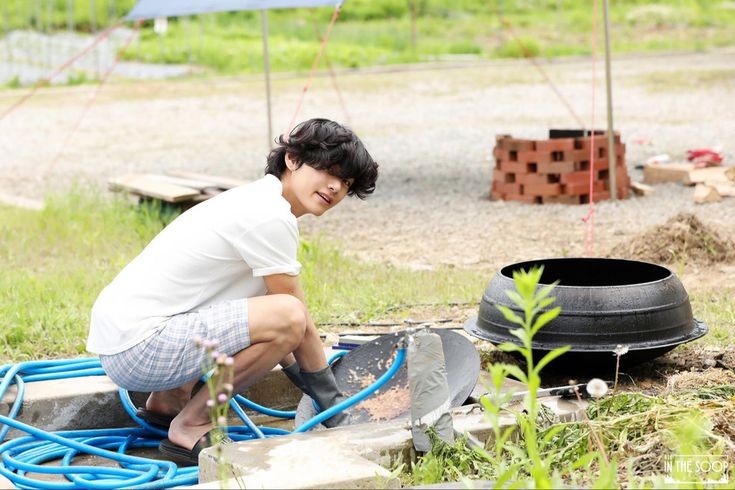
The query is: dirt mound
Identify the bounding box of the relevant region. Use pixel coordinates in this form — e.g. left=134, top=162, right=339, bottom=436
left=610, top=213, right=735, bottom=265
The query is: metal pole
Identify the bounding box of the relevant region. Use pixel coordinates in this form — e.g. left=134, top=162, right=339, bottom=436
left=602, top=0, right=617, bottom=200
left=261, top=9, right=273, bottom=149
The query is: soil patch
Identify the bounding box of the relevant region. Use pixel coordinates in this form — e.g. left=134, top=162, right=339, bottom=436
left=609, top=213, right=735, bottom=265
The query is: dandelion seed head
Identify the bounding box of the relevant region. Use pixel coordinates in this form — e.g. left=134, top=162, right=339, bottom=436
left=613, top=344, right=629, bottom=356
left=586, top=378, right=609, bottom=398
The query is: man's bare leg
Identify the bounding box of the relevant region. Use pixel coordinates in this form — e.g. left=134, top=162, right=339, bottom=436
left=166, top=294, right=308, bottom=450
left=145, top=379, right=199, bottom=417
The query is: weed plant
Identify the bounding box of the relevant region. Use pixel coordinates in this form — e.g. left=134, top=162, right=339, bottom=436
left=406, top=267, right=734, bottom=487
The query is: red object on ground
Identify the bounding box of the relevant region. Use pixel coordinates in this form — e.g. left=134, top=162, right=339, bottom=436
left=686, top=148, right=724, bottom=168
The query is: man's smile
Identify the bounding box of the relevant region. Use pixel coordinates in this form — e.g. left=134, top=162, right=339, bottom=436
left=316, top=192, right=332, bottom=205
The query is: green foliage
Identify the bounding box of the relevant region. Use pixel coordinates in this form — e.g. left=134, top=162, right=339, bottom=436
left=3, top=1, right=734, bottom=75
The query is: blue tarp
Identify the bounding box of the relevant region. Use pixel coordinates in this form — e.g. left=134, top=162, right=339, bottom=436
left=126, top=0, right=344, bottom=20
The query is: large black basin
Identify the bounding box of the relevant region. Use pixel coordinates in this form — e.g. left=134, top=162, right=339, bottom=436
left=464, top=258, right=707, bottom=372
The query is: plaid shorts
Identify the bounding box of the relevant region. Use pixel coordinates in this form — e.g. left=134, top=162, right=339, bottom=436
left=100, top=298, right=251, bottom=392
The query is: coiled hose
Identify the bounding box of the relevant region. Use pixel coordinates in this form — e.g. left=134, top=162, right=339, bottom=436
left=0, top=348, right=405, bottom=489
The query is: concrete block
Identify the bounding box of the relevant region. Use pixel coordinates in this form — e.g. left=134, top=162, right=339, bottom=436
left=516, top=173, right=552, bottom=186
left=560, top=171, right=593, bottom=185
left=522, top=183, right=562, bottom=197
left=542, top=195, right=583, bottom=205
left=496, top=136, right=535, bottom=152
left=563, top=181, right=604, bottom=196
left=492, top=168, right=515, bottom=184
left=536, top=138, right=575, bottom=152
left=517, top=151, right=551, bottom=165
left=497, top=182, right=523, bottom=195
left=536, top=161, right=576, bottom=174
left=506, top=194, right=539, bottom=204
left=499, top=161, right=531, bottom=174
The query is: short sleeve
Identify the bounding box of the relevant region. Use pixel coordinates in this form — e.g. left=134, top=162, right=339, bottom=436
left=231, top=217, right=302, bottom=277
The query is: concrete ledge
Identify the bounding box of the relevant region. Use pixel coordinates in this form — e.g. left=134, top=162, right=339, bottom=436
left=1, top=369, right=301, bottom=439
left=194, top=393, right=585, bottom=489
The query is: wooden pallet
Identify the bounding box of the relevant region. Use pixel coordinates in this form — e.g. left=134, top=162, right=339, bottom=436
left=108, top=171, right=249, bottom=207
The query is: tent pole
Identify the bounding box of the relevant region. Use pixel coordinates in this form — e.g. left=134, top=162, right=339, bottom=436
left=261, top=9, right=273, bottom=149
left=602, top=0, right=617, bottom=200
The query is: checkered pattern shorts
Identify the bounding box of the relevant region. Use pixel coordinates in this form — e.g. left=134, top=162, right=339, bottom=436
left=100, top=298, right=251, bottom=392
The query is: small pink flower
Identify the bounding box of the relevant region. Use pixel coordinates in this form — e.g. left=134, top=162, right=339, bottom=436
left=210, top=350, right=220, bottom=360
left=217, top=354, right=227, bottom=365
left=192, top=335, right=203, bottom=347
left=206, top=399, right=215, bottom=407
left=224, top=357, right=234, bottom=366
left=203, top=339, right=218, bottom=349
left=223, top=383, right=234, bottom=393
left=217, top=416, right=227, bottom=426
left=217, top=393, right=228, bottom=403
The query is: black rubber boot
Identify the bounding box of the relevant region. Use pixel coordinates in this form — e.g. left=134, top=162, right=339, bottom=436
left=281, top=361, right=308, bottom=395
left=300, top=366, right=351, bottom=428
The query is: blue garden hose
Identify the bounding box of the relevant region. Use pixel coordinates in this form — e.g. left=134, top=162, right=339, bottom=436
left=0, top=347, right=406, bottom=489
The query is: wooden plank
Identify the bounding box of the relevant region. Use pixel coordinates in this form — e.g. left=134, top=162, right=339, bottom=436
left=108, top=174, right=201, bottom=203
left=643, top=162, right=696, bottom=184
left=143, top=173, right=218, bottom=190
left=712, top=182, right=735, bottom=197
left=693, top=184, right=722, bottom=204
left=630, top=181, right=655, bottom=196
left=686, top=166, right=735, bottom=186
left=165, top=170, right=248, bottom=190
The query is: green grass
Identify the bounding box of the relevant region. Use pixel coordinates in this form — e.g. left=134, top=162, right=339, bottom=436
left=0, top=191, right=485, bottom=361
left=2, top=1, right=734, bottom=77
left=404, top=386, right=735, bottom=487
left=638, top=68, right=735, bottom=91
left=690, top=289, right=735, bottom=346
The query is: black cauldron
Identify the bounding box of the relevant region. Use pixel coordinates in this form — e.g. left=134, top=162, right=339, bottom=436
left=464, top=258, right=707, bottom=372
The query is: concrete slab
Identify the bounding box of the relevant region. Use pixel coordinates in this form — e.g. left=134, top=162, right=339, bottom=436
left=196, top=405, right=507, bottom=488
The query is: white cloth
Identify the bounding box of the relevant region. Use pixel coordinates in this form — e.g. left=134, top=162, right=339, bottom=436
left=87, top=174, right=301, bottom=355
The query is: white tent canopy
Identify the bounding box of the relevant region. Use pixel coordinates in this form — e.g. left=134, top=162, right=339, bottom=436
left=126, top=0, right=343, bottom=20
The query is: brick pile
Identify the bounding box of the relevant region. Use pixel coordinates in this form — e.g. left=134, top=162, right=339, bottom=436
left=490, top=132, right=630, bottom=204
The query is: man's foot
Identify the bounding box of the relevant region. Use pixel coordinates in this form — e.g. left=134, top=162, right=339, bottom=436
left=145, top=384, right=195, bottom=419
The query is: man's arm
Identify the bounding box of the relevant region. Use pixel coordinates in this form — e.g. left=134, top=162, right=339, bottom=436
left=262, top=273, right=327, bottom=372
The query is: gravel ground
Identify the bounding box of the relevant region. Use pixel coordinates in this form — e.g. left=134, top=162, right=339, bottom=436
left=1, top=49, right=734, bottom=277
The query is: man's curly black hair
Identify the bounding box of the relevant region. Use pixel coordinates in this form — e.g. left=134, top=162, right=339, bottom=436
left=265, top=118, right=378, bottom=199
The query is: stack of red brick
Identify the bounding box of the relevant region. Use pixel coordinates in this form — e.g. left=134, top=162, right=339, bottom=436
left=491, top=132, right=630, bottom=204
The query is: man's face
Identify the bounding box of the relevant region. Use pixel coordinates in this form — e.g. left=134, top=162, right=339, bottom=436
left=285, top=155, right=354, bottom=217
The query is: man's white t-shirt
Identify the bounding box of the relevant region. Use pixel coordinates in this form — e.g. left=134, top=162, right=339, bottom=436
left=87, top=174, right=301, bottom=355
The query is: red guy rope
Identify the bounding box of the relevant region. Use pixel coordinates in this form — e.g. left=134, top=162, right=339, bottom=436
left=0, top=21, right=124, bottom=123
left=286, top=5, right=341, bottom=136
left=499, top=17, right=585, bottom=129
left=51, top=20, right=143, bottom=167
left=312, top=20, right=351, bottom=126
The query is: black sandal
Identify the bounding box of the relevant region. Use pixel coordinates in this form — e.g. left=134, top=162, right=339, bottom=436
left=158, top=430, right=233, bottom=466
left=135, top=408, right=175, bottom=428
